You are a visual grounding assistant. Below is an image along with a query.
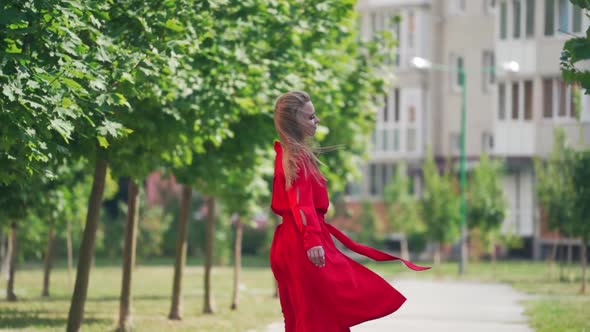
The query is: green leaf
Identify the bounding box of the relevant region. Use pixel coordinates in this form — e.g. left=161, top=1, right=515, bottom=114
left=0, top=7, right=25, bottom=25
left=97, top=136, right=109, bottom=148
left=50, top=118, right=74, bottom=142
left=165, top=19, right=184, bottom=32
left=62, top=78, right=85, bottom=91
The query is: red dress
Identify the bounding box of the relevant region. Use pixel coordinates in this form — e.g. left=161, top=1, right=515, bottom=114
left=270, top=141, right=429, bottom=332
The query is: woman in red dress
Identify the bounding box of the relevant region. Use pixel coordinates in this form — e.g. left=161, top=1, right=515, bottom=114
left=270, top=91, right=430, bottom=332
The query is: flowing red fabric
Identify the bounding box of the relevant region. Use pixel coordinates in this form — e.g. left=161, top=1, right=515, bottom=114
left=270, top=141, right=430, bottom=332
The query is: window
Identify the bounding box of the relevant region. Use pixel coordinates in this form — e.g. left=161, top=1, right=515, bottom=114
left=408, top=11, right=415, bottom=49
left=500, top=1, right=508, bottom=39
left=383, top=94, right=389, bottom=122
left=393, top=128, right=400, bottom=151
left=484, top=0, right=496, bottom=14
left=524, top=80, right=533, bottom=120
left=382, top=129, right=389, bottom=150
left=381, top=164, right=388, bottom=193
left=407, top=128, right=416, bottom=152
left=545, top=0, right=555, bottom=36
left=394, top=88, right=400, bottom=122
left=526, top=0, right=535, bottom=37
left=558, top=0, right=569, bottom=33
left=371, top=129, right=377, bottom=150
left=369, top=164, right=377, bottom=195
left=393, top=18, right=401, bottom=66
left=371, top=12, right=378, bottom=36
left=408, top=106, right=416, bottom=123
left=482, top=132, right=494, bottom=153
left=499, top=83, right=507, bottom=120
left=482, top=51, right=496, bottom=93
left=514, top=0, right=522, bottom=38
left=543, top=78, right=553, bottom=118
left=573, top=4, right=583, bottom=33
left=512, top=82, right=520, bottom=119
left=558, top=79, right=567, bottom=116
left=450, top=0, right=467, bottom=14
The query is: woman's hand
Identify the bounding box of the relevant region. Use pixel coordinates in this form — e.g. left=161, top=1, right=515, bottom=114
left=307, top=246, right=325, bottom=267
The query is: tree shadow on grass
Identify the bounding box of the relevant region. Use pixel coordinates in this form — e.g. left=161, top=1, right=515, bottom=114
left=41, top=294, right=171, bottom=303
left=0, top=308, right=108, bottom=329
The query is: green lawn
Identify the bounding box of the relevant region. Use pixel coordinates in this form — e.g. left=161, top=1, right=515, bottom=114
left=1, top=258, right=589, bottom=331
left=0, top=257, right=281, bottom=332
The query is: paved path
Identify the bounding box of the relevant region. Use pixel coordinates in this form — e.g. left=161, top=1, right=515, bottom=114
left=266, top=279, right=534, bottom=332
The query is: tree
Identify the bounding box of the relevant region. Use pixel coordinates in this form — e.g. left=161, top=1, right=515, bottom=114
left=570, top=149, right=590, bottom=293
left=383, top=163, right=425, bottom=260
left=560, top=1, right=590, bottom=94
left=466, top=154, right=507, bottom=267
left=356, top=201, right=379, bottom=247
left=0, top=182, right=34, bottom=301
left=421, top=148, right=461, bottom=267
left=534, top=128, right=577, bottom=280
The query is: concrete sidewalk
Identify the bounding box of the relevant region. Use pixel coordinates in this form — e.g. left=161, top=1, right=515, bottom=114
left=266, top=279, right=534, bottom=332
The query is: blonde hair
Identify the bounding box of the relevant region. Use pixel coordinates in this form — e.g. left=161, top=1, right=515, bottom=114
left=273, top=91, right=325, bottom=188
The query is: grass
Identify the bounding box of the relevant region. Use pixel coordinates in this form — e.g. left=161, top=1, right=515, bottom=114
left=0, top=256, right=281, bottom=332
left=2, top=257, right=589, bottom=331
left=367, top=259, right=590, bottom=332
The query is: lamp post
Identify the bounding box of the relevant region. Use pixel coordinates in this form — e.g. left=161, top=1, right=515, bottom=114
left=411, top=56, right=519, bottom=275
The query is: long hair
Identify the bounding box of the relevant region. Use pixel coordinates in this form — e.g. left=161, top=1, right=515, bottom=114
left=273, top=91, right=325, bottom=189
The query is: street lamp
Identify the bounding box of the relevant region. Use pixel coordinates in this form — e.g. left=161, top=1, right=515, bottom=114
left=411, top=56, right=519, bottom=275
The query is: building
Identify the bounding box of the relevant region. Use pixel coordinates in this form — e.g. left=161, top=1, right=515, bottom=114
left=349, top=0, right=590, bottom=259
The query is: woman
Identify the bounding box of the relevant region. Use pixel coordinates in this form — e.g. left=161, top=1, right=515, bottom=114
left=270, top=91, right=429, bottom=332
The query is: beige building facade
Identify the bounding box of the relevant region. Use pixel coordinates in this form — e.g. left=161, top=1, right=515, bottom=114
left=351, top=0, right=590, bottom=259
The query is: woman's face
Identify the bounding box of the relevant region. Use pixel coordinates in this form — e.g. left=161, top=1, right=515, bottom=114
left=298, top=101, right=320, bottom=137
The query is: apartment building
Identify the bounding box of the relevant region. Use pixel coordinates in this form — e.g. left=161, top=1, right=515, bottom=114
left=350, top=0, right=590, bottom=259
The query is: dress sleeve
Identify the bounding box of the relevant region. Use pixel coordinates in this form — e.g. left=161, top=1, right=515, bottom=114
left=287, top=167, right=323, bottom=251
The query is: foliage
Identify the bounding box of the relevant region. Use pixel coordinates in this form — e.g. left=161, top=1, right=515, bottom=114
left=466, top=154, right=508, bottom=256
left=383, top=163, right=425, bottom=236
left=570, top=149, right=590, bottom=243
left=356, top=201, right=380, bottom=247
left=421, top=148, right=461, bottom=245
left=560, top=1, right=590, bottom=94
left=533, top=129, right=577, bottom=238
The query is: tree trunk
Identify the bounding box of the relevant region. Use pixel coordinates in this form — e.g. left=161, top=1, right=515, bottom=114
left=0, top=231, right=6, bottom=280
left=567, top=240, right=574, bottom=282
left=547, top=237, right=559, bottom=281
left=400, top=235, right=410, bottom=261
left=7, top=221, right=17, bottom=301
left=490, top=232, right=497, bottom=278
left=560, top=239, right=566, bottom=282
left=434, top=242, right=441, bottom=268
left=580, top=239, right=587, bottom=294
left=231, top=215, right=243, bottom=310
left=42, top=224, right=56, bottom=297
left=168, top=185, right=192, bottom=320
left=117, top=179, right=140, bottom=332
left=67, top=158, right=108, bottom=332
left=67, top=220, right=74, bottom=286
left=203, top=196, right=216, bottom=314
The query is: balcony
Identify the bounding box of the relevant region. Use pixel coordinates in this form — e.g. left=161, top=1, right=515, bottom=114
left=493, top=122, right=535, bottom=156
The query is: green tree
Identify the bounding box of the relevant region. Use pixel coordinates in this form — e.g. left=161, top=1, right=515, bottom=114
left=383, top=163, right=425, bottom=260
left=356, top=201, right=379, bottom=247
left=570, top=149, right=590, bottom=293
left=421, top=148, right=461, bottom=267
left=466, top=154, right=507, bottom=266
left=560, top=1, right=590, bottom=94
left=534, top=128, right=577, bottom=277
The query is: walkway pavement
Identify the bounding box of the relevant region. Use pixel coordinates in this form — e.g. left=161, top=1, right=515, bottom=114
left=266, top=279, right=534, bottom=332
